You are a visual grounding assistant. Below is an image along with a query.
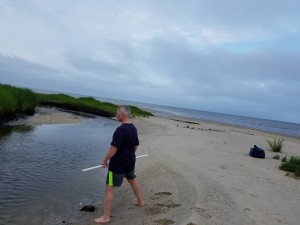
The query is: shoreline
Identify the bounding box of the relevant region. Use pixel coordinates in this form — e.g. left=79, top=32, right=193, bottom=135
left=141, top=106, right=300, bottom=139
left=7, top=105, right=299, bottom=141
left=158, top=114, right=300, bottom=141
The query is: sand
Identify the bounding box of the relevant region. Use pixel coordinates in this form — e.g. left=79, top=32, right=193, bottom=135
left=8, top=107, right=85, bottom=126
left=96, top=116, right=300, bottom=225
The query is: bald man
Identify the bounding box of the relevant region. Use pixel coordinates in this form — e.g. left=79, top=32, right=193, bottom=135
left=95, top=105, right=144, bottom=224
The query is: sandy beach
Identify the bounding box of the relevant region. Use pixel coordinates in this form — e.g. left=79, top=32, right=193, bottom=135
left=95, top=116, right=300, bottom=225
left=3, top=110, right=299, bottom=225
left=7, top=107, right=86, bottom=126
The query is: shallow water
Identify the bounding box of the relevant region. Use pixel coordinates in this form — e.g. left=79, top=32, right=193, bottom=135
left=0, top=116, right=119, bottom=225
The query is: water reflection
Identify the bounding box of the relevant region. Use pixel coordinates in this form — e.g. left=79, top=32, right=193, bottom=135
left=0, top=117, right=118, bottom=225
left=0, top=124, right=34, bottom=138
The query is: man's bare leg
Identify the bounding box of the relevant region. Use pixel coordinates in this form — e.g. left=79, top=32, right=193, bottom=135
left=95, top=185, right=114, bottom=223
left=127, top=178, right=145, bottom=206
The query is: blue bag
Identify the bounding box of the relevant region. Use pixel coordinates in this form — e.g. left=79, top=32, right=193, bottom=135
left=249, top=145, right=265, bottom=159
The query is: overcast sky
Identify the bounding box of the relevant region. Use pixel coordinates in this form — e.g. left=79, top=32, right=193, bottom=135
left=0, top=0, right=299, bottom=123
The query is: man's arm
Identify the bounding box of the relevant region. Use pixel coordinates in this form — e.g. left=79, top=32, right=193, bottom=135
left=134, top=146, right=138, bottom=153
left=101, top=145, right=117, bottom=167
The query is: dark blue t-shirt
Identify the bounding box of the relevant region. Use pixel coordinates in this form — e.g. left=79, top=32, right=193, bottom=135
left=109, top=123, right=139, bottom=174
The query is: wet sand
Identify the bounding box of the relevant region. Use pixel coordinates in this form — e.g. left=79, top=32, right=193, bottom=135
left=93, top=116, right=300, bottom=225
left=7, top=107, right=85, bottom=126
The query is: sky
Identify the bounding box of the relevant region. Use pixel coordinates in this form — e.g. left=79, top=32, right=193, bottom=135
left=0, top=0, right=300, bottom=123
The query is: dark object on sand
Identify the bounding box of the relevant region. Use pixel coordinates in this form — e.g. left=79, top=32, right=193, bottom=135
left=80, top=205, right=95, bottom=212
left=249, top=145, right=265, bottom=159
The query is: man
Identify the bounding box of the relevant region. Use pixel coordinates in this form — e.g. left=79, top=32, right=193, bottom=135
left=95, top=105, right=145, bottom=224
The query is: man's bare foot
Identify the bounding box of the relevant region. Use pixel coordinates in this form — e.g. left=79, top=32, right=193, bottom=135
left=131, top=197, right=145, bottom=207
left=95, top=216, right=110, bottom=224
left=134, top=200, right=145, bottom=207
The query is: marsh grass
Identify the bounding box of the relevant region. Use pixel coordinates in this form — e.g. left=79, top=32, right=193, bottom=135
left=279, top=156, right=300, bottom=177
left=1, top=84, right=152, bottom=121
left=37, top=93, right=117, bottom=117
left=267, top=138, right=284, bottom=152
left=0, top=84, right=38, bottom=120
left=37, top=93, right=152, bottom=117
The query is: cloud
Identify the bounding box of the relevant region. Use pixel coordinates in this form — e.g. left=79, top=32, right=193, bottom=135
left=0, top=0, right=299, bottom=123
left=0, top=54, right=70, bottom=90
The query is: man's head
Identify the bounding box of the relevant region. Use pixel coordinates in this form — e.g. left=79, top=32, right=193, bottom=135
left=116, top=105, right=131, bottom=122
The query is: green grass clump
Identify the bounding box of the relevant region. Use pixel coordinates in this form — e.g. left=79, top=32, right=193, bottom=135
left=0, top=84, right=38, bottom=120
left=279, top=156, right=300, bottom=177
left=267, top=138, right=284, bottom=152
left=273, top=154, right=280, bottom=160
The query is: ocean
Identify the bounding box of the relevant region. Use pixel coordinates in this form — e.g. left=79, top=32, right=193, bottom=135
left=98, top=98, right=300, bottom=138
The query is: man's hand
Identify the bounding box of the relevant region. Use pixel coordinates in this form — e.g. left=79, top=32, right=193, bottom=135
left=101, top=146, right=117, bottom=168
left=101, top=160, right=108, bottom=168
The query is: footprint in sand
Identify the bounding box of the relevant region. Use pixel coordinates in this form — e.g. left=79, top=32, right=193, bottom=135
left=146, top=203, right=181, bottom=215
left=192, top=207, right=211, bottom=218
left=153, top=218, right=174, bottom=225
left=151, top=192, right=172, bottom=200
left=233, top=188, right=245, bottom=194
left=155, top=203, right=181, bottom=208
left=220, top=165, right=226, bottom=169
left=155, top=192, right=172, bottom=196
left=250, top=193, right=258, bottom=198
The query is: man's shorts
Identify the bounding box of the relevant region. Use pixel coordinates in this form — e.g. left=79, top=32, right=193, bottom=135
left=106, top=169, right=136, bottom=187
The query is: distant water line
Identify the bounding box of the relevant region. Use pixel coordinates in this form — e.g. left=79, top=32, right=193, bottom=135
left=95, top=97, right=300, bottom=138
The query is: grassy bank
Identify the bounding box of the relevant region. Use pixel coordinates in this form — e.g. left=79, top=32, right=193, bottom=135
left=37, top=93, right=152, bottom=117
left=0, top=84, right=152, bottom=122
left=0, top=84, right=38, bottom=120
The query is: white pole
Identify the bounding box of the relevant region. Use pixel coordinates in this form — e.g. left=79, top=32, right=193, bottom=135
left=136, top=154, right=148, bottom=159
left=82, top=154, right=148, bottom=172
left=82, top=165, right=105, bottom=172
